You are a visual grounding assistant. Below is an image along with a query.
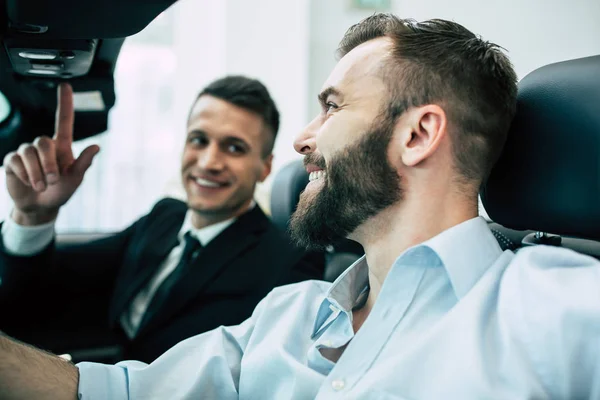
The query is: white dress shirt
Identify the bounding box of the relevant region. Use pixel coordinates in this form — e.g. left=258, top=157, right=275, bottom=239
left=0, top=203, right=258, bottom=337
left=77, top=217, right=600, bottom=399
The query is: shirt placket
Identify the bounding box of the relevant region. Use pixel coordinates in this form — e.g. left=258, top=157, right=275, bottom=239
left=316, top=262, right=427, bottom=399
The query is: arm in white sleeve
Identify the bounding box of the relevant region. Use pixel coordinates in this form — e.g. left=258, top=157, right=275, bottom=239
left=1, top=213, right=56, bottom=256
left=77, top=291, right=269, bottom=399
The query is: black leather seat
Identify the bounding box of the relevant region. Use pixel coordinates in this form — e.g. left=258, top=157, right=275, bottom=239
left=270, top=160, right=310, bottom=235
left=481, top=55, right=600, bottom=257
left=270, top=160, right=364, bottom=282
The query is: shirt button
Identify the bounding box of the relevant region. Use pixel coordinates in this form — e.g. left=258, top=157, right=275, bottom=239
left=331, top=379, right=345, bottom=391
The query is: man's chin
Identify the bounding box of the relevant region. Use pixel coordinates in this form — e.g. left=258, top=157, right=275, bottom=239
left=289, top=225, right=336, bottom=251
left=186, top=195, right=254, bottom=220
left=290, top=195, right=338, bottom=250
left=186, top=198, right=228, bottom=214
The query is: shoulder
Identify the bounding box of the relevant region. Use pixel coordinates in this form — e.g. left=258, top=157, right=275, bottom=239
left=150, top=197, right=187, bottom=214
left=123, top=198, right=186, bottom=235
left=242, top=280, right=331, bottom=341
left=500, top=245, right=600, bottom=323
left=260, top=280, right=330, bottom=311
left=140, top=197, right=187, bottom=222
left=498, top=245, right=600, bottom=394
left=501, top=245, right=600, bottom=308
left=249, top=207, right=295, bottom=247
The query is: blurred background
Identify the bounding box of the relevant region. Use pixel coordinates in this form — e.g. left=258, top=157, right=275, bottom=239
left=0, top=0, right=599, bottom=233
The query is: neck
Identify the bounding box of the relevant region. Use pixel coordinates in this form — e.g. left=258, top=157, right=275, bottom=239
left=353, top=183, right=478, bottom=311
left=190, top=199, right=253, bottom=229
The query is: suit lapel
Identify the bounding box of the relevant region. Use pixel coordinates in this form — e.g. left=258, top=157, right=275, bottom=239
left=109, top=202, right=186, bottom=326
left=137, top=207, right=270, bottom=336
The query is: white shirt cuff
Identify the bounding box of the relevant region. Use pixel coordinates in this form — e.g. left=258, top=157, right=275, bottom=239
left=1, top=212, right=56, bottom=256
left=77, top=362, right=131, bottom=399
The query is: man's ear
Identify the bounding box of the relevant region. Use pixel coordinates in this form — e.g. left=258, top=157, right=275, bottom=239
left=399, top=105, right=448, bottom=167
left=259, top=154, right=273, bottom=182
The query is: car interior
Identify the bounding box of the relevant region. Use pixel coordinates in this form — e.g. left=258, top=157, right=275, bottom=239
left=0, top=0, right=599, bottom=365
left=0, top=0, right=181, bottom=162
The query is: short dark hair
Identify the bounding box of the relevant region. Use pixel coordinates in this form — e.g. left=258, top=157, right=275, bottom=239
left=338, top=14, right=518, bottom=184
left=198, top=75, right=280, bottom=157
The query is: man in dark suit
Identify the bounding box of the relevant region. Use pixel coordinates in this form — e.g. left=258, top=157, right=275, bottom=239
left=0, top=76, right=323, bottom=363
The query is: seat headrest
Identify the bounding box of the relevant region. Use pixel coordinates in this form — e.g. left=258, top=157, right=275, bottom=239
left=270, top=159, right=308, bottom=233
left=481, top=55, right=600, bottom=240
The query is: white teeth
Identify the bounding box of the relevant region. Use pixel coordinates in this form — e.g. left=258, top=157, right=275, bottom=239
left=195, top=178, right=221, bottom=188
left=309, top=171, right=326, bottom=182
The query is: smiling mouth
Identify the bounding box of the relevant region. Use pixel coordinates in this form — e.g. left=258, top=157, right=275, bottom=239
left=190, top=176, right=230, bottom=189
left=308, top=171, right=326, bottom=182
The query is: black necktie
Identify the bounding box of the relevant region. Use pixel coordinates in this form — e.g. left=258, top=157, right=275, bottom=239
left=138, top=232, right=202, bottom=332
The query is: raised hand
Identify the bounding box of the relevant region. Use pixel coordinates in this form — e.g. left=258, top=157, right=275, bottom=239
left=3, top=83, right=100, bottom=225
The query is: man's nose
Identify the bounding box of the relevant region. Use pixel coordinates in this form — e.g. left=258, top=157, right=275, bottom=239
left=294, top=116, right=320, bottom=155
left=198, top=143, right=225, bottom=171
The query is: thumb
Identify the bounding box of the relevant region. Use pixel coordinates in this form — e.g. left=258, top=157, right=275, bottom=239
left=70, top=145, right=100, bottom=177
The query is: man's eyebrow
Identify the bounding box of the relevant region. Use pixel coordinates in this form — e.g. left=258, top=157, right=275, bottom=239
left=318, top=86, right=342, bottom=105
left=187, top=130, right=250, bottom=147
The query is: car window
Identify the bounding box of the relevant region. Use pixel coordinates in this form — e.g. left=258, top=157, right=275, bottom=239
left=0, top=91, right=10, bottom=124
left=0, top=93, right=13, bottom=222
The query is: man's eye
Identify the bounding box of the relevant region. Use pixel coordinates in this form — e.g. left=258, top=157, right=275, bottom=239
left=189, top=136, right=207, bottom=146
left=325, top=102, right=338, bottom=113
left=227, top=144, right=246, bottom=154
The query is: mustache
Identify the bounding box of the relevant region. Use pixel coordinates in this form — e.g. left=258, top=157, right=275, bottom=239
left=303, top=153, right=326, bottom=170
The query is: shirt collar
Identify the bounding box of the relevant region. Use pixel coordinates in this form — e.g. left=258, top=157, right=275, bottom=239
left=327, top=256, right=370, bottom=312
left=422, top=216, right=502, bottom=299
left=178, top=200, right=256, bottom=246
left=314, top=216, right=502, bottom=335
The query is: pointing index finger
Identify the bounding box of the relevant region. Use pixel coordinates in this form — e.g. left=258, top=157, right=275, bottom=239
left=53, top=83, right=74, bottom=145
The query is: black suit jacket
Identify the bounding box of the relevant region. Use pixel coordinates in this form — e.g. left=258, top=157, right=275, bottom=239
left=0, top=198, right=323, bottom=363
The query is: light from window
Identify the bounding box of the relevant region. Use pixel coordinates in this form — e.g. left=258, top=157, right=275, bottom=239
left=0, top=91, right=11, bottom=124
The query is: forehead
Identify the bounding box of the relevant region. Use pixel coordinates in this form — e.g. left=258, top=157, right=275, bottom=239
left=322, top=37, right=392, bottom=100
left=188, top=95, right=265, bottom=143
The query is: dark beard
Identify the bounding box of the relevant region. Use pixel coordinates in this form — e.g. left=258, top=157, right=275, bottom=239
left=289, top=115, right=402, bottom=250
